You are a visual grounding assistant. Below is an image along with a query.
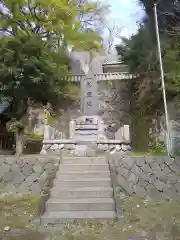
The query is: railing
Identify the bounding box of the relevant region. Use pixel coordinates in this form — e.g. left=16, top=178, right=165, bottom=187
left=0, top=132, right=15, bottom=151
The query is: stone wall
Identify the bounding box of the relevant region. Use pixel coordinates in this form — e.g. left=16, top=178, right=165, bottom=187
left=0, top=155, right=60, bottom=195
left=109, top=154, right=180, bottom=200
left=41, top=139, right=131, bottom=155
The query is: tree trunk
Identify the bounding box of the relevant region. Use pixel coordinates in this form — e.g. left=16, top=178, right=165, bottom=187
left=15, top=128, right=24, bottom=155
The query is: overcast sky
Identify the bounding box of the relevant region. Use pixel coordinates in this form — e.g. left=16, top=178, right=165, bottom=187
left=103, top=0, right=144, bottom=45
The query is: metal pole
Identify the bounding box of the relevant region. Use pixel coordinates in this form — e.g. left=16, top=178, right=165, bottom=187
left=154, top=3, right=172, bottom=155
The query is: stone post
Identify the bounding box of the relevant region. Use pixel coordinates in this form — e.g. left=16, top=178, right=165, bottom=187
left=123, top=125, right=130, bottom=142
left=69, top=120, right=75, bottom=138
left=28, top=116, right=33, bottom=132
left=115, top=127, right=123, bottom=140
left=43, top=124, right=50, bottom=140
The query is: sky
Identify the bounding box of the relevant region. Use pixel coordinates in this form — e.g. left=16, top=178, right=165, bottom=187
left=103, top=0, right=144, bottom=44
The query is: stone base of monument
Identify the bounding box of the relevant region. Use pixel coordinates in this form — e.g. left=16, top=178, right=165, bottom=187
left=70, top=145, right=96, bottom=157
left=41, top=139, right=131, bottom=156
left=41, top=115, right=131, bottom=155
left=71, top=115, right=99, bottom=142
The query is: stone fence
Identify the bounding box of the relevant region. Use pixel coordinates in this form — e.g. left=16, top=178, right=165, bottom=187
left=43, top=125, right=64, bottom=140
left=109, top=154, right=180, bottom=200
left=0, top=155, right=60, bottom=195
left=41, top=125, right=64, bottom=154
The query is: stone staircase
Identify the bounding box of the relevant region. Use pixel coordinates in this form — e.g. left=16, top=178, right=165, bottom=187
left=41, top=156, right=117, bottom=224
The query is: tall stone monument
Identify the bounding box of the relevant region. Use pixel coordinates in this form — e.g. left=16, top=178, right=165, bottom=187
left=80, top=53, right=98, bottom=116
left=81, top=69, right=98, bottom=116
left=70, top=52, right=106, bottom=143
left=70, top=52, right=105, bottom=144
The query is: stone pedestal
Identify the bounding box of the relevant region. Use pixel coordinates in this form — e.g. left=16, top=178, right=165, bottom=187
left=72, top=115, right=98, bottom=142
left=70, top=115, right=107, bottom=143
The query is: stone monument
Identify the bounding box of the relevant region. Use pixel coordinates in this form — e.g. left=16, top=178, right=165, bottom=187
left=81, top=68, right=98, bottom=116
left=41, top=51, right=131, bottom=155
left=70, top=52, right=107, bottom=143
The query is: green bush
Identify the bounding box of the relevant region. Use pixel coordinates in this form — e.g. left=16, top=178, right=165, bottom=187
left=25, top=133, right=43, bottom=141
left=148, top=140, right=166, bottom=155
left=23, top=133, right=43, bottom=154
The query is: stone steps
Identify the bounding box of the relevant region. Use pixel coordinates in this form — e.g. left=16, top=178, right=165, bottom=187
left=73, top=136, right=98, bottom=141
left=41, top=211, right=116, bottom=225
left=74, top=130, right=98, bottom=135
left=41, top=156, right=117, bottom=225
left=50, top=186, right=113, bottom=198
left=53, top=178, right=111, bottom=187
left=59, top=164, right=109, bottom=171
left=55, top=171, right=110, bottom=178
left=46, top=198, right=115, bottom=211
left=62, top=157, right=107, bottom=164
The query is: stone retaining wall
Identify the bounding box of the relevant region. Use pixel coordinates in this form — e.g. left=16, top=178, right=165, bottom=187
left=41, top=139, right=131, bottom=155
left=0, top=155, right=60, bottom=195
left=109, top=155, right=180, bottom=199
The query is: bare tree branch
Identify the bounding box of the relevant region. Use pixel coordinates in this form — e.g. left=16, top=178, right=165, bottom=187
left=102, top=21, right=122, bottom=54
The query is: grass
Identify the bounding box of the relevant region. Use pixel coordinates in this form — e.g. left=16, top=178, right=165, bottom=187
left=128, top=151, right=180, bottom=157
left=122, top=196, right=180, bottom=239
left=128, top=151, right=168, bottom=156
left=54, top=197, right=180, bottom=240
left=0, top=195, right=40, bottom=231
left=1, top=194, right=180, bottom=240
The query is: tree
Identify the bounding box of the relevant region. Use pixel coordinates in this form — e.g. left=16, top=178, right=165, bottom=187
left=0, top=34, right=67, bottom=154
left=115, top=0, right=180, bottom=152
left=103, top=21, right=122, bottom=54
left=0, top=0, right=104, bottom=48
left=0, top=0, right=106, bottom=154
left=76, top=0, right=109, bottom=34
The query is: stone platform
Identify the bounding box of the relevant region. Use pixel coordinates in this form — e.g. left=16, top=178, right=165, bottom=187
left=41, top=139, right=131, bottom=155
left=41, top=115, right=131, bottom=155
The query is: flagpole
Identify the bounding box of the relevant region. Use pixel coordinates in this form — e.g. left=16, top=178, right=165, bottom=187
left=154, top=2, right=172, bottom=155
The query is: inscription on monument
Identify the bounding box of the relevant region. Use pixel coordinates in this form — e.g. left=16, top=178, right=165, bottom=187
left=81, top=70, right=98, bottom=115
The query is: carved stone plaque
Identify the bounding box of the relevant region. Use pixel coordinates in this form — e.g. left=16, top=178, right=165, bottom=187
left=80, top=70, right=98, bottom=115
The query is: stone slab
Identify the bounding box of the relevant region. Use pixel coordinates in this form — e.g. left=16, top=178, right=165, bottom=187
left=56, top=173, right=111, bottom=180
left=73, top=136, right=98, bottom=142
left=46, top=198, right=115, bottom=211
left=75, top=124, right=98, bottom=130
left=50, top=186, right=113, bottom=198
left=74, top=130, right=98, bottom=135
left=97, top=140, right=130, bottom=144
left=59, top=164, right=109, bottom=171
left=43, top=139, right=76, bottom=144
left=41, top=211, right=116, bottom=224
left=62, top=157, right=107, bottom=165
left=53, top=178, right=111, bottom=187
left=56, top=170, right=110, bottom=178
